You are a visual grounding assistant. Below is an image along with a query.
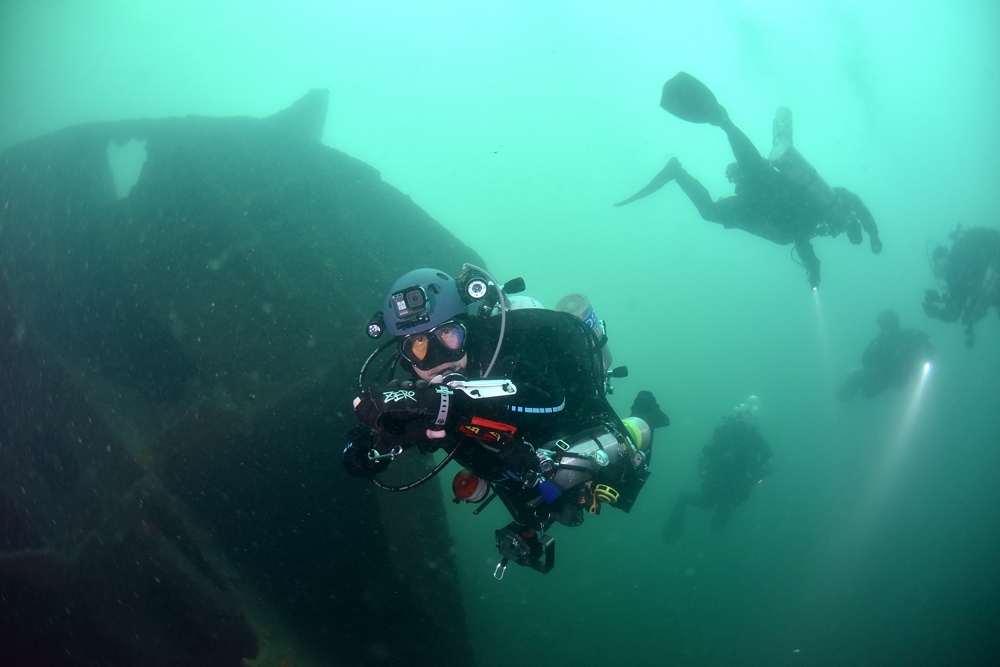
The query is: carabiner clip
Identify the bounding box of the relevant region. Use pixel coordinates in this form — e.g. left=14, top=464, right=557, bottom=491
left=494, top=557, right=509, bottom=580
left=368, top=444, right=404, bottom=462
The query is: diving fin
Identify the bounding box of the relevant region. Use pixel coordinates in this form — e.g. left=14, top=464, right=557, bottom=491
left=613, top=157, right=681, bottom=207
left=630, top=390, right=670, bottom=428
left=659, top=72, right=729, bottom=126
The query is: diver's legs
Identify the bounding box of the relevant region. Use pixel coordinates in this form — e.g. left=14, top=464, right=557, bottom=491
left=673, top=168, right=741, bottom=228
left=615, top=159, right=743, bottom=231
left=717, top=118, right=770, bottom=179
left=672, top=167, right=714, bottom=216
left=613, top=158, right=683, bottom=207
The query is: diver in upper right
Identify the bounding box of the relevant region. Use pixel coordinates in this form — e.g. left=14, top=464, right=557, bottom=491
left=923, top=224, right=1000, bottom=347
left=615, top=71, right=881, bottom=290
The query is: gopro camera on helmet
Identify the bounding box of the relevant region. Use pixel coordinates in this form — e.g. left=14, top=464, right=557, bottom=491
left=391, top=285, right=429, bottom=321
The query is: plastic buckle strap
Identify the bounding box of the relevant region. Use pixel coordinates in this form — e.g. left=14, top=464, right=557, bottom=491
left=435, top=385, right=452, bottom=427
left=494, top=557, right=509, bottom=580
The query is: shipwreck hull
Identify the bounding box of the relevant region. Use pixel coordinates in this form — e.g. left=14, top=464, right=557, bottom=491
left=0, top=90, right=479, bottom=666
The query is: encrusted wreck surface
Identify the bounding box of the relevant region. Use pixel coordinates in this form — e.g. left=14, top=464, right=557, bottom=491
left=0, top=89, right=480, bottom=666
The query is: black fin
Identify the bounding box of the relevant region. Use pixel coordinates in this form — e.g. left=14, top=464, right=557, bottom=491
left=614, top=158, right=679, bottom=207
left=660, top=72, right=727, bottom=125
left=630, top=390, right=670, bottom=428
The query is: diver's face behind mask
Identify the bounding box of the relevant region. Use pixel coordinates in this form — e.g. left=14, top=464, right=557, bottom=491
left=400, top=321, right=468, bottom=379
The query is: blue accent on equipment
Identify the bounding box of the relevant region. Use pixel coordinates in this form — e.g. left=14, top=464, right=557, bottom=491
left=539, top=480, right=562, bottom=503
left=506, top=398, right=567, bottom=414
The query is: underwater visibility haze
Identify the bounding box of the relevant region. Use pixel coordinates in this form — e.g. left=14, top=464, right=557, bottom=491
left=1, top=1, right=999, bottom=666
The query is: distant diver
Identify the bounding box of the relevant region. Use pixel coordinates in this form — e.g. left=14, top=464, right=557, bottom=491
left=923, top=225, right=1000, bottom=347
left=664, top=397, right=771, bottom=543
left=616, top=71, right=881, bottom=290
left=837, top=310, right=934, bottom=400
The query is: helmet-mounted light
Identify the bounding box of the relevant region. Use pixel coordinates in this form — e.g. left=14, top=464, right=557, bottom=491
left=366, top=311, right=385, bottom=339
left=465, top=277, right=489, bottom=301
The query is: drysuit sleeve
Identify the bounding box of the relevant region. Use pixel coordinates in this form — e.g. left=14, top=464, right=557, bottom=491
left=485, top=343, right=569, bottom=419
left=838, top=187, right=881, bottom=253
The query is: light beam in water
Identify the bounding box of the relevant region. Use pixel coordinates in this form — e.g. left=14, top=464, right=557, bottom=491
left=811, top=288, right=834, bottom=384
left=857, top=360, right=935, bottom=529
left=886, top=361, right=933, bottom=468
left=826, top=360, right=935, bottom=574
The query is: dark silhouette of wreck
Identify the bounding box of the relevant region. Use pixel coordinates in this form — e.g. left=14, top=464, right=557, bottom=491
left=0, top=89, right=480, bottom=666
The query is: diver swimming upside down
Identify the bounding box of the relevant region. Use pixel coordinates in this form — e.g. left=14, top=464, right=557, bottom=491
left=616, top=71, right=882, bottom=290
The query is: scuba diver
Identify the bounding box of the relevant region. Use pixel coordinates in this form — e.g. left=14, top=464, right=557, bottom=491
left=343, top=266, right=670, bottom=577
left=664, top=397, right=772, bottom=543
left=923, top=225, right=1000, bottom=347
left=615, top=71, right=881, bottom=290
left=837, top=310, right=934, bottom=400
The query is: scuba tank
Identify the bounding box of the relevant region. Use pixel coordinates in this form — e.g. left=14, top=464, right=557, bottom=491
left=540, top=416, right=650, bottom=493
left=772, top=146, right=835, bottom=210
left=555, top=293, right=613, bottom=372
left=767, top=107, right=835, bottom=212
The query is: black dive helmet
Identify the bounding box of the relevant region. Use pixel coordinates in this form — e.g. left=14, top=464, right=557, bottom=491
left=366, top=266, right=524, bottom=339
left=380, top=269, right=467, bottom=336
left=361, top=265, right=525, bottom=388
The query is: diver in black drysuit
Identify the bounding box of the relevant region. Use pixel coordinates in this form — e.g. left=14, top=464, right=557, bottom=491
left=344, top=268, right=669, bottom=572
left=664, top=402, right=772, bottom=542
left=923, top=225, right=1000, bottom=347
left=616, top=71, right=882, bottom=289
left=426, top=308, right=645, bottom=529
left=837, top=310, right=934, bottom=400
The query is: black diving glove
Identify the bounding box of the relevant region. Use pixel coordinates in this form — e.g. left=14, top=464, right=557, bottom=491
left=922, top=290, right=944, bottom=317
left=342, top=427, right=391, bottom=478
left=870, top=234, right=883, bottom=254
left=354, top=380, right=456, bottom=434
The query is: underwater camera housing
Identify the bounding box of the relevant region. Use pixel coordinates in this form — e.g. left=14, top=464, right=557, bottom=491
left=494, top=522, right=554, bottom=579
